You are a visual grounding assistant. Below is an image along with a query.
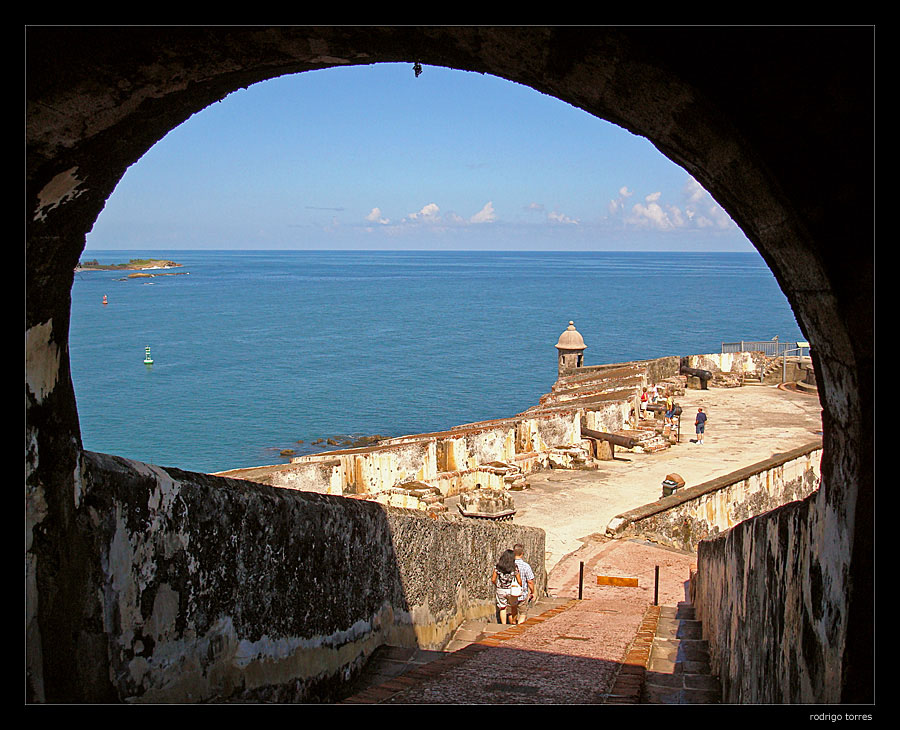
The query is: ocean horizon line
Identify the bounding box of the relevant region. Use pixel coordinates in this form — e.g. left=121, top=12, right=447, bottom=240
left=80, top=248, right=760, bottom=255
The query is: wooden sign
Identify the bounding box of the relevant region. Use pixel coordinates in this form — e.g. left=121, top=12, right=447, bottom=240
left=596, top=575, right=639, bottom=587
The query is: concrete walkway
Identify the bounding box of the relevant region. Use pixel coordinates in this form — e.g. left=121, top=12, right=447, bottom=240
left=512, top=382, right=823, bottom=575
left=340, top=536, right=701, bottom=705
left=339, top=383, right=822, bottom=705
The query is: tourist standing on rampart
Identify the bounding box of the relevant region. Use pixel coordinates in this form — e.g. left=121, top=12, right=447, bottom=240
left=513, top=544, right=536, bottom=624
left=491, top=549, right=522, bottom=625
left=665, top=392, right=676, bottom=425
left=695, top=407, right=708, bottom=445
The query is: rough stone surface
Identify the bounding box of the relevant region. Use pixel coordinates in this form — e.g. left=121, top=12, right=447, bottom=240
left=61, top=451, right=545, bottom=703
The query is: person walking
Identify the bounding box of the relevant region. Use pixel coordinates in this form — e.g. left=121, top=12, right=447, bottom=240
left=695, top=407, right=708, bottom=444
left=513, top=544, right=536, bottom=624
left=491, top=549, right=522, bottom=625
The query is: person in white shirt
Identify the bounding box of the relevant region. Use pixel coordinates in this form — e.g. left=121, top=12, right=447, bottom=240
left=513, top=544, right=536, bottom=624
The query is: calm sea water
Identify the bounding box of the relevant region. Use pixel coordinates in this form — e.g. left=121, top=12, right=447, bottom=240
left=69, top=250, right=804, bottom=474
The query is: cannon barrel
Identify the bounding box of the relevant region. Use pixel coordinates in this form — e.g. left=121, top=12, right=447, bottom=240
left=646, top=403, right=683, bottom=416
left=680, top=365, right=712, bottom=380
left=679, top=364, right=713, bottom=389
left=582, top=427, right=638, bottom=449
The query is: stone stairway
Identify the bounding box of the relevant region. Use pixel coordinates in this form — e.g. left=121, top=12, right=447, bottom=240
left=338, top=596, right=572, bottom=701
left=340, top=598, right=722, bottom=704
left=443, top=596, right=573, bottom=652
left=643, top=602, right=721, bottom=703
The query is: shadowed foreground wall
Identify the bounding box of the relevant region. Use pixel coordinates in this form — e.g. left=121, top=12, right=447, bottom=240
left=28, top=450, right=543, bottom=703
left=691, top=487, right=847, bottom=703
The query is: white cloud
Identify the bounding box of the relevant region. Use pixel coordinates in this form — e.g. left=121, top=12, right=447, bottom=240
left=470, top=201, right=496, bottom=224
left=626, top=191, right=685, bottom=230
left=607, top=178, right=735, bottom=232
left=407, top=202, right=441, bottom=223
left=682, top=177, right=732, bottom=230
left=548, top=210, right=579, bottom=225
left=366, top=207, right=389, bottom=225
left=608, top=186, right=633, bottom=215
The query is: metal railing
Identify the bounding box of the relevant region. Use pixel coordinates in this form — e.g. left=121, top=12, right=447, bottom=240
left=780, top=346, right=812, bottom=383
left=721, top=339, right=812, bottom=383
left=722, top=339, right=810, bottom=358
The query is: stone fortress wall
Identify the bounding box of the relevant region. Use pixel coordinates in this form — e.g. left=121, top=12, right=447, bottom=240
left=34, top=320, right=820, bottom=703
left=219, top=332, right=812, bottom=517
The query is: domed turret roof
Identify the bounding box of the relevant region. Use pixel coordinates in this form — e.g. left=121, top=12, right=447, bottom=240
left=555, top=321, right=587, bottom=350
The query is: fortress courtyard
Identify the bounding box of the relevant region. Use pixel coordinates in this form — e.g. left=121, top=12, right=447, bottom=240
left=450, top=382, right=824, bottom=586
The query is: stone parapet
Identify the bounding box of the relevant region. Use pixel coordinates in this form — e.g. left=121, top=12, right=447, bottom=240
left=606, top=441, right=822, bottom=551
left=72, top=450, right=545, bottom=703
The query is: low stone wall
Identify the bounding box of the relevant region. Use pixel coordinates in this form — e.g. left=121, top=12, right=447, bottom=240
left=606, top=442, right=822, bottom=552
left=218, top=356, right=690, bottom=501
left=73, top=450, right=545, bottom=703
left=221, top=410, right=586, bottom=497
left=684, top=352, right=810, bottom=386
left=689, top=487, right=848, bottom=703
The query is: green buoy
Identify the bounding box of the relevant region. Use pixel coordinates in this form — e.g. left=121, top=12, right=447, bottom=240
left=143, top=346, right=154, bottom=365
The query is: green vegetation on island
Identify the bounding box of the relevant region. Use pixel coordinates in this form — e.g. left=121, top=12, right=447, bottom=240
left=76, top=258, right=182, bottom=271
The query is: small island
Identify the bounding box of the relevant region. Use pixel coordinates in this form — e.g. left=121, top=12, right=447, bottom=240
left=76, top=258, right=182, bottom=272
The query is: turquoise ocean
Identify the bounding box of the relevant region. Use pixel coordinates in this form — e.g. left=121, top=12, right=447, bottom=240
left=69, top=250, right=805, bottom=474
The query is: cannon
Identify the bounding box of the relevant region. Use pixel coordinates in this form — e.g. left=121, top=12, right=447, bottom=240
left=680, top=358, right=712, bottom=389
left=581, top=427, right=639, bottom=448
left=646, top=403, right=682, bottom=416
left=582, top=427, right=639, bottom=459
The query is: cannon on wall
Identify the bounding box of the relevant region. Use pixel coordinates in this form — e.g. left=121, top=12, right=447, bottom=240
left=680, top=357, right=712, bottom=389
left=581, top=427, right=638, bottom=459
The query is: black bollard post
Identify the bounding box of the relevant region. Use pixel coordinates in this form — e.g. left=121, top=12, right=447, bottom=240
left=654, top=565, right=660, bottom=606
left=579, top=561, right=584, bottom=600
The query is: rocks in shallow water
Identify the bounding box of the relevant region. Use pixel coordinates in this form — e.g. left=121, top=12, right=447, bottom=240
left=277, top=434, right=387, bottom=457
left=309, top=434, right=386, bottom=449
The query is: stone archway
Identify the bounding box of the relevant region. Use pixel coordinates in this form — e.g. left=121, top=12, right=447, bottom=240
left=26, top=27, right=873, bottom=703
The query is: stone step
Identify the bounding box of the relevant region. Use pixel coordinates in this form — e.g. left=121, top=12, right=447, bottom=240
left=643, top=602, right=721, bottom=704
left=339, top=644, right=446, bottom=700
left=443, top=596, right=573, bottom=651
left=339, top=596, right=575, bottom=701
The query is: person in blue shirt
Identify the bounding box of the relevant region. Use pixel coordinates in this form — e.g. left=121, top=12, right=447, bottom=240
left=695, top=407, right=708, bottom=444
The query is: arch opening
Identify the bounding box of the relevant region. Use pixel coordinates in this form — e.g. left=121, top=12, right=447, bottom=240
left=71, top=62, right=799, bottom=474
left=26, top=27, right=873, bottom=704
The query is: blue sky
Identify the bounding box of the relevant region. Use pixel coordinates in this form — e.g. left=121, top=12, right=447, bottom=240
left=86, top=63, right=753, bottom=252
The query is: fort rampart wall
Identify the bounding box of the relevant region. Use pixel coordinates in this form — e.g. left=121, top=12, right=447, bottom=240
left=71, top=450, right=545, bottom=703
left=607, top=441, right=822, bottom=551
left=607, top=440, right=832, bottom=702
left=217, top=355, right=686, bottom=501
left=689, top=480, right=846, bottom=703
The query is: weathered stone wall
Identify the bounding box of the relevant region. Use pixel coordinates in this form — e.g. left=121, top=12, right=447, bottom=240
left=223, top=410, right=585, bottom=497
left=607, top=442, right=822, bottom=552
left=64, top=450, right=545, bottom=703
left=690, top=486, right=849, bottom=703
left=685, top=352, right=810, bottom=386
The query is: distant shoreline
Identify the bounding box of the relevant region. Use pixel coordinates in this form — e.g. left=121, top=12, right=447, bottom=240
left=75, top=258, right=182, bottom=272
